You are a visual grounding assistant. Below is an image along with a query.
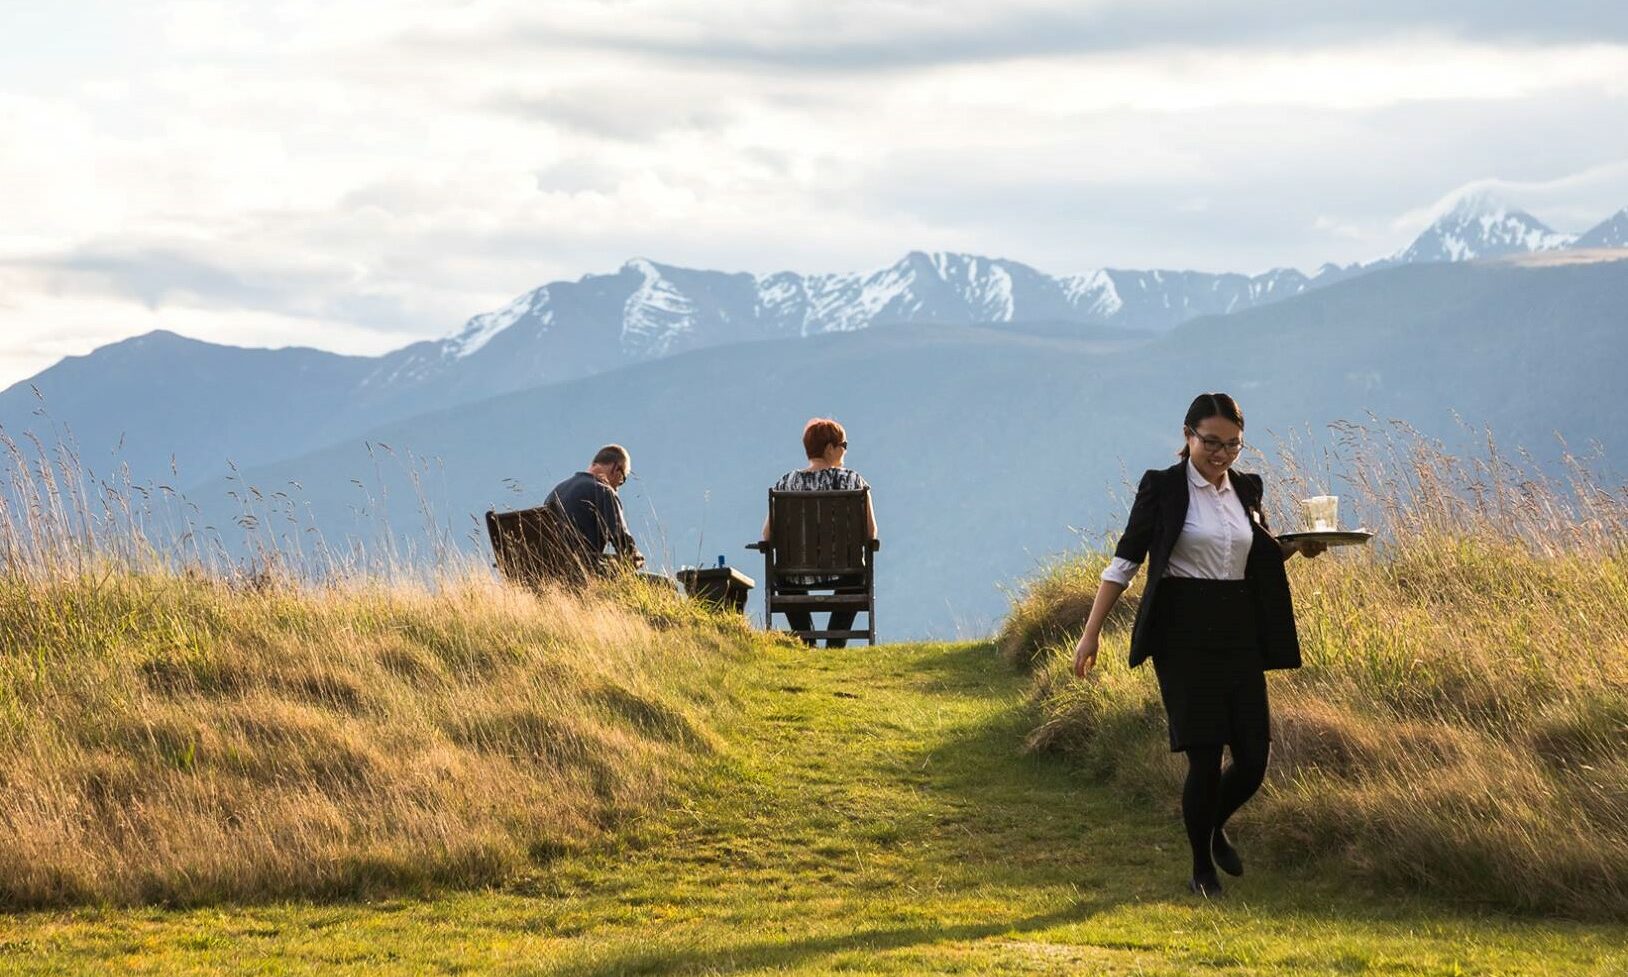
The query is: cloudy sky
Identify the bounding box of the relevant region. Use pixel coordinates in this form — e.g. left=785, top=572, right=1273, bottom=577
left=2, top=1, right=1626, bottom=388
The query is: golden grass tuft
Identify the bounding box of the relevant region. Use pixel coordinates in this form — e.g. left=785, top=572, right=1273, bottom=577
left=0, top=419, right=770, bottom=907
left=1014, top=421, right=1628, bottom=917
left=996, top=555, right=1138, bottom=669
left=0, top=569, right=756, bottom=908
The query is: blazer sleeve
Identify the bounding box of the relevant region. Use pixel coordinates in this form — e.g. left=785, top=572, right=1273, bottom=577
left=1112, top=469, right=1160, bottom=566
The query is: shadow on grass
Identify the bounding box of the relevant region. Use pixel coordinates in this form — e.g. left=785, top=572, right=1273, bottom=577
left=542, top=901, right=1106, bottom=977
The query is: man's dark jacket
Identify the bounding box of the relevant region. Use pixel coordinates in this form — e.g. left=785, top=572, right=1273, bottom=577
left=1113, top=462, right=1302, bottom=671
left=544, top=471, right=638, bottom=560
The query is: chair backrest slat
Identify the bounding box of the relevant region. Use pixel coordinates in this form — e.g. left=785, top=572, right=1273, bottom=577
left=768, top=489, right=870, bottom=574
left=486, top=504, right=592, bottom=587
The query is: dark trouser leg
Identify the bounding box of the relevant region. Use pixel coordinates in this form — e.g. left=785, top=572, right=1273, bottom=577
left=783, top=609, right=816, bottom=646
left=778, top=585, right=817, bottom=646
left=823, top=574, right=866, bottom=649
left=1183, top=745, right=1225, bottom=879
left=1216, top=739, right=1269, bottom=831
left=824, top=610, right=857, bottom=649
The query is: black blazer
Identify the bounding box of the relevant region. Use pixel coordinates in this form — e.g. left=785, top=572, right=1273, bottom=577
left=1113, top=462, right=1302, bottom=671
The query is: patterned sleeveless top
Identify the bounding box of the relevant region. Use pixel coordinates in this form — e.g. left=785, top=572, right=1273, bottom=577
left=772, top=467, right=869, bottom=494
left=771, top=467, right=870, bottom=584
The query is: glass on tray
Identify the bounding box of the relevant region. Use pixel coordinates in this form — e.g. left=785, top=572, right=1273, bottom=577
left=1298, top=495, right=1339, bottom=533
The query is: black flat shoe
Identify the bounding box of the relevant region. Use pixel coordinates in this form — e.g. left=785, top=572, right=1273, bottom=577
left=1188, top=872, right=1225, bottom=898
left=1212, top=829, right=1244, bottom=877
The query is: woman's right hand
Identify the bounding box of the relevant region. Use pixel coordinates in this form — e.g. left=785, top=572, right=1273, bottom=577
left=1072, top=630, right=1099, bottom=678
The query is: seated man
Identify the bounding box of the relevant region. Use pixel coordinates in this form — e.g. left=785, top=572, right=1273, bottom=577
left=544, top=444, right=645, bottom=574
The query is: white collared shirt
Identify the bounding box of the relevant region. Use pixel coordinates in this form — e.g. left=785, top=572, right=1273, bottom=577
left=1101, top=460, right=1254, bottom=586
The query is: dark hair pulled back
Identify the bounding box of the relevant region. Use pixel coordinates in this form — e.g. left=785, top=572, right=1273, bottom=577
left=1178, top=392, right=1245, bottom=459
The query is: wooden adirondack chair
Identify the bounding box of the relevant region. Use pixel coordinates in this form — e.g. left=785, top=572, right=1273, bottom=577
left=747, top=488, right=878, bottom=646
left=485, top=503, right=595, bottom=589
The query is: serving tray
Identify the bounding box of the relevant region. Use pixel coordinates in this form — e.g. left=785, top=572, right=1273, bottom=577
left=1276, top=530, right=1374, bottom=547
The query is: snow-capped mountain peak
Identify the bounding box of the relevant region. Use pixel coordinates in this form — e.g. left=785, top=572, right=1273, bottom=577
left=1396, top=189, right=1575, bottom=263
left=620, top=258, right=698, bottom=357
left=1059, top=269, right=1123, bottom=318
left=1444, top=187, right=1509, bottom=221
left=900, top=251, right=1018, bottom=321
left=621, top=256, right=663, bottom=278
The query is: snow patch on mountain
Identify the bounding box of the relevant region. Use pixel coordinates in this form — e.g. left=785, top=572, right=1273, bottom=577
left=847, top=263, right=916, bottom=329
left=929, top=252, right=1017, bottom=321
left=1060, top=269, right=1123, bottom=318
left=452, top=287, right=548, bottom=359
left=620, top=259, right=699, bottom=357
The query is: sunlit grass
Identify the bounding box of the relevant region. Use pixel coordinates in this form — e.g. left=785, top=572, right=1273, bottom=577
left=0, top=418, right=762, bottom=907
left=0, top=567, right=757, bottom=907
left=6, top=642, right=1625, bottom=975
left=1008, top=421, right=1628, bottom=917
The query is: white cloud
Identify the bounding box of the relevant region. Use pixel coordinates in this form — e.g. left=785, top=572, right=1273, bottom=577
left=1392, top=160, right=1628, bottom=235
left=0, top=279, right=425, bottom=386
left=2, top=1, right=1626, bottom=387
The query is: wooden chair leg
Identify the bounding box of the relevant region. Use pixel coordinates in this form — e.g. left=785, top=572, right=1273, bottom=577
left=762, top=554, right=773, bottom=632
left=866, top=566, right=876, bottom=645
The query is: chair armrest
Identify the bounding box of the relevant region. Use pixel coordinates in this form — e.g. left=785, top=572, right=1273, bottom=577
left=867, top=539, right=881, bottom=552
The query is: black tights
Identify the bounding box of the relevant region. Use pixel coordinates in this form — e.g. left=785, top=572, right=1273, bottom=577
left=1182, top=741, right=1269, bottom=877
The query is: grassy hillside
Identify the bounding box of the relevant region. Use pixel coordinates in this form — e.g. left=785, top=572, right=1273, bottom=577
left=0, top=568, right=758, bottom=907
left=5, top=412, right=1628, bottom=972
left=0, top=423, right=769, bottom=908
left=1004, top=424, right=1628, bottom=917
left=7, top=641, right=1626, bottom=975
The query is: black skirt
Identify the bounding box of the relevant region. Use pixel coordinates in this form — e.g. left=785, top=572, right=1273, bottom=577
left=1149, top=577, right=1271, bottom=752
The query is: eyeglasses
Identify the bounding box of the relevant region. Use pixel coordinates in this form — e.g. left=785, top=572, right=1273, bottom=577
left=1188, top=430, right=1244, bottom=454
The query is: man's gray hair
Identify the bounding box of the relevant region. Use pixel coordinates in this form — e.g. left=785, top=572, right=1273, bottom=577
left=592, top=444, right=631, bottom=471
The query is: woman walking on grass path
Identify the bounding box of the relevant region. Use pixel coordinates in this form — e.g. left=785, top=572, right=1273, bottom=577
left=1072, top=393, right=1326, bottom=898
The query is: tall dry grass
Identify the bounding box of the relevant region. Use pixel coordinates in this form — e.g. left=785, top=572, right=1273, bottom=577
left=0, top=422, right=758, bottom=907
left=1013, top=420, right=1628, bottom=917
left=996, top=556, right=1138, bottom=669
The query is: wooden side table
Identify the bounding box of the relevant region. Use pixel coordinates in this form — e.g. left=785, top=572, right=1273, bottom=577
left=677, top=566, right=756, bottom=613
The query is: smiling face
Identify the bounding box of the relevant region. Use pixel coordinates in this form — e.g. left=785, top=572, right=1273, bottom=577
left=1185, top=416, right=1244, bottom=483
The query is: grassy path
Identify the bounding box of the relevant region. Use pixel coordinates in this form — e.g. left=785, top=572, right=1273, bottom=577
left=5, top=641, right=1626, bottom=975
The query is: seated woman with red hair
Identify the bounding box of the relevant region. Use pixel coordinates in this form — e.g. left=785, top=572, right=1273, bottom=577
left=762, top=417, right=879, bottom=648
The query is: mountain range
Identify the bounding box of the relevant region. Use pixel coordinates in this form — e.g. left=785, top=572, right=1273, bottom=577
left=372, top=193, right=1617, bottom=405
left=6, top=193, right=1622, bottom=486
left=2, top=194, right=1626, bottom=635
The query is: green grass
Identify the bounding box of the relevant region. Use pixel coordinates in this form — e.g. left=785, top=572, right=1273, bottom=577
left=5, top=641, right=1624, bottom=976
